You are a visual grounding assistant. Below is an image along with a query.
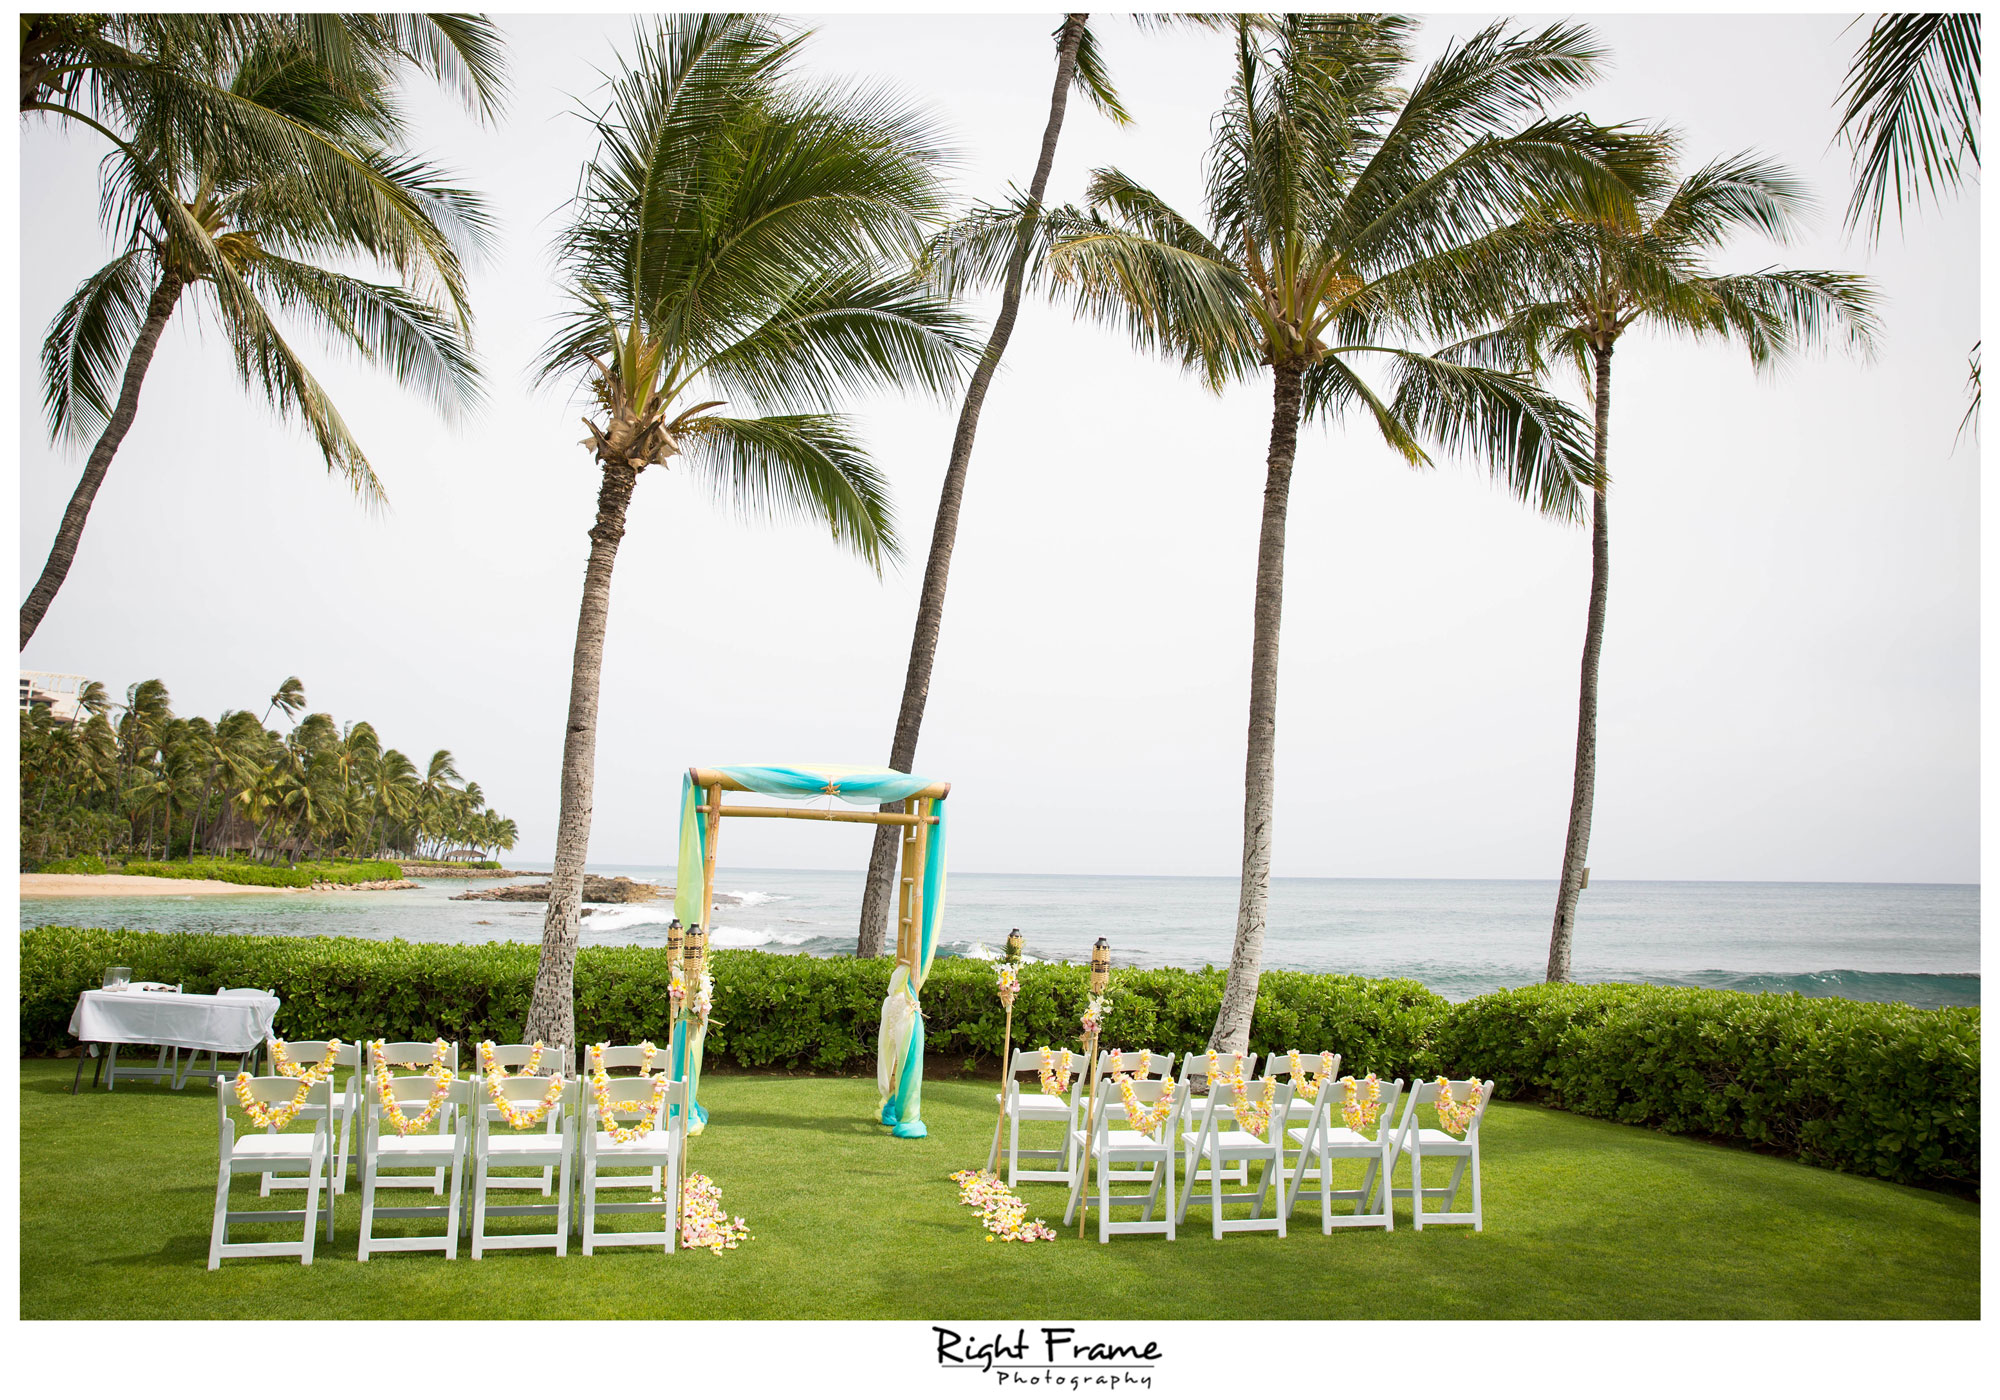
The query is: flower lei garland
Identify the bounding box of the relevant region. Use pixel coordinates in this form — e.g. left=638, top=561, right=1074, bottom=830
left=949, top=1170, right=1056, bottom=1243
left=380, top=1039, right=451, bottom=1075
left=476, top=1041, right=565, bottom=1129
left=1204, top=1049, right=1251, bottom=1093
left=1111, top=1065, right=1177, bottom=1135
left=1036, top=1047, right=1074, bottom=1097
left=1434, top=1078, right=1484, bottom=1137
left=590, top=1070, right=668, bottom=1145
left=269, top=1037, right=343, bottom=1081
left=587, top=1042, right=658, bottom=1076
left=1229, top=1077, right=1278, bottom=1137
left=368, top=1046, right=455, bottom=1136
left=235, top=1071, right=319, bottom=1129
left=677, top=1173, right=751, bottom=1254
left=1339, top=1074, right=1385, bottom=1134
left=1287, top=1050, right=1335, bottom=1102
left=995, top=962, right=1020, bottom=1009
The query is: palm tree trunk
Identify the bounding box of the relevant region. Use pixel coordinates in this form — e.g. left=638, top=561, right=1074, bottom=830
left=1547, top=344, right=1613, bottom=982
left=855, top=13, right=1091, bottom=955
left=1209, top=363, right=1305, bottom=1055
left=20, top=272, right=185, bottom=648
left=525, top=461, right=640, bottom=1047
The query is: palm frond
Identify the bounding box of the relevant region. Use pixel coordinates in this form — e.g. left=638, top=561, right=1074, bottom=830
left=1069, top=19, right=1131, bottom=126
left=678, top=413, right=898, bottom=572
left=42, top=249, right=158, bottom=442
left=1838, top=13, right=1981, bottom=238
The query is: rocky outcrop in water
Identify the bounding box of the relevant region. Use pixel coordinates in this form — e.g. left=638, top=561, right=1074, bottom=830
left=451, top=876, right=674, bottom=905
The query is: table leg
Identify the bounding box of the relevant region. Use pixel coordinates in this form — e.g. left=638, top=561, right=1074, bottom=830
left=71, top=1051, right=87, bottom=1095
left=91, top=1046, right=105, bottom=1089
left=106, top=1043, right=118, bottom=1091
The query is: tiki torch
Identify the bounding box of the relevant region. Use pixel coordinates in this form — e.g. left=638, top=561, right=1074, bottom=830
left=1076, top=938, right=1112, bottom=1238
left=985, top=930, right=1025, bottom=1174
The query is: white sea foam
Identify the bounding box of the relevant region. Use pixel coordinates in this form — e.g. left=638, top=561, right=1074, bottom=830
left=724, top=890, right=788, bottom=906
left=709, top=925, right=811, bottom=948
left=579, top=905, right=673, bottom=933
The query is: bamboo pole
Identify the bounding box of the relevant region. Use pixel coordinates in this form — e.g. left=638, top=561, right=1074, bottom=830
left=702, top=803, right=937, bottom=826
left=664, top=917, right=683, bottom=1241
left=688, top=767, right=951, bottom=802
left=984, top=930, right=1025, bottom=1174
left=1075, top=938, right=1111, bottom=1239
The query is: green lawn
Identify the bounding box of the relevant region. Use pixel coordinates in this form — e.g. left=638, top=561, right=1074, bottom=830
left=19, top=1060, right=1977, bottom=1319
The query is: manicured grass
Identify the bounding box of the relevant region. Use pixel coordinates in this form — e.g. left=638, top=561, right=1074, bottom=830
left=18, top=1060, right=1977, bottom=1319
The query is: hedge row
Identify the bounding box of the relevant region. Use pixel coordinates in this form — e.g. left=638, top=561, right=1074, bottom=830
left=34, top=855, right=107, bottom=875
left=21, top=929, right=1978, bottom=1190
left=121, top=858, right=403, bottom=888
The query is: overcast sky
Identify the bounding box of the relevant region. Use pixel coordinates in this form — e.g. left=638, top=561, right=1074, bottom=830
left=14, top=11, right=1981, bottom=883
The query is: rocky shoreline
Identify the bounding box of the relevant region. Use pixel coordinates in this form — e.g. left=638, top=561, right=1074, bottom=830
left=452, top=876, right=668, bottom=905
left=398, top=864, right=547, bottom=879
left=314, top=878, right=420, bottom=892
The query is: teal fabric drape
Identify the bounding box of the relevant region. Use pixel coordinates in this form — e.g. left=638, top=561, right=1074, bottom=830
left=671, top=765, right=947, bottom=1139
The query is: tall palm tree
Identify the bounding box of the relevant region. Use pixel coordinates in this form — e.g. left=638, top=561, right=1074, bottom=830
left=853, top=12, right=1129, bottom=954
left=1836, top=13, right=1980, bottom=429
left=1456, top=147, right=1879, bottom=982
left=20, top=24, right=497, bottom=646
left=982, top=15, right=1625, bottom=1053
left=521, top=13, right=973, bottom=1047
left=261, top=677, right=306, bottom=729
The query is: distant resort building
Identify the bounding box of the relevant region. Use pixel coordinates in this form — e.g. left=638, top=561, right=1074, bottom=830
left=19, top=670, right=92, bottom=724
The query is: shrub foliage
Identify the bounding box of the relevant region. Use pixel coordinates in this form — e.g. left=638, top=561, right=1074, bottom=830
left=20, top=928, right=1977, bottom=1189
left=121, top=858, right=402, bottom=888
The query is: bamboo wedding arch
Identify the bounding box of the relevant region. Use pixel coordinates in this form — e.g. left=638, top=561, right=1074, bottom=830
left=671, top=764, right=950, bottom=1139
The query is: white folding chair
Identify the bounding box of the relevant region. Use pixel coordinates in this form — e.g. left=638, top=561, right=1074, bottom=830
left=207, top=1075, right=335, bottom=1269
left=1386, top=1077, right=1496, bottom=1231
left=1264, top=1050, right=1341, bottom=1124
left=1089, top=1050, right=1174, bottom=1184
left=1064, top=1075, right=1188, bottom=1243
left=997, top=1046, right=1085, bottom=1186
left=1273, top=1074, right=1403, bottom=1232
left=1180, top=1050, right=1258, bottom=1186
left=585, top=1043, right=670, bottom=1191
left=258, top=1039, right=363, bottom=1197
left=1177, top=1075, right=1293, bottom=1239
left=470, top=1074, right=575, bottom=1259
left=475, top=1043, right=570, bottom=1195
left=579, top=1075, right=687, bottom=1255
left=364, top=1040, right=461, bottom=1193
left=356, top=1073, right=470, bottom=1260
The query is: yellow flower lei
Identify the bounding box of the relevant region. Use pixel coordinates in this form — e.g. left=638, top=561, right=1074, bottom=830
left=476, top=1041, right=565, bottom=1129
left=380, top=1039, right=451, bottom=1075
left=1205, top=1049, right=1250, bottom=1090
left=234, top=1071, right=317, bottom=1130
left=586, top=1041, right=658, bottom=1077
left=1434, top=1078, right=1484, bottom=1137
left=1230, top=1077, right=1278, bottom=1137
left=1287, top=1049, right=1335, bottom=1101
left=590, top=1071, right=667, bottom=1145
left=1111, top=1066, right=1176, bottom=1135
left=369, top=1046, right=455, bottom=1135
left=1339, top=1074, right=1384, bottom=1134
left=1036, top=1047, right=1074, bottom=1096
left=269, top=1037, right=342, bottom=1081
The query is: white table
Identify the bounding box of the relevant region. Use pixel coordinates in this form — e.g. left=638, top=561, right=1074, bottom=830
left=68, top=988, right=282, bottom=1092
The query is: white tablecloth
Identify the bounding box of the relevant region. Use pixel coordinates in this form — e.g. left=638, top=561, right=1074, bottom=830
left=68, top=988, right=281, bottom=1053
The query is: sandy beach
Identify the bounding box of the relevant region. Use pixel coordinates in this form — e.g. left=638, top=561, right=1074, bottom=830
left=20, top=873, right=298, bottom=897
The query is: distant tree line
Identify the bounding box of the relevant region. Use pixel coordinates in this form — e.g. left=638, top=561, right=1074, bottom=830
left=18, top=674, right=517, bottom=868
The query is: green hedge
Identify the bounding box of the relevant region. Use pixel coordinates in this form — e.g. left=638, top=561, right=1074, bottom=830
left=20, top=929, right=1978, bottom=1190
left=34, top=855, right=107, bottom=875
left=1432, top=983, right=1979, bottom=1190
left=121, top=858, right=402, bottom=888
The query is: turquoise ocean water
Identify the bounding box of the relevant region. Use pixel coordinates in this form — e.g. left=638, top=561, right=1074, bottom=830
left=20, top=866, right=1979, bottom=1008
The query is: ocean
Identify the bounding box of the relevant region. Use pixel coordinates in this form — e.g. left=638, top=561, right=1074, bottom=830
left=19, top=866, right=1980, bottom=1009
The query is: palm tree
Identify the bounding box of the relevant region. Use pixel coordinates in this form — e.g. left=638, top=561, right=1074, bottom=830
left=1836, top=13, right=1980, bottom=429
left=853, top=12, right=1129, bottom=954
left=521, top=14, right=973, bottom=1047
left=1460, top=147, right=1879, bottom=982
left=993, top=15, right=1624, bottom=1054
left=261, top=677, right=306, bottom=729
left=20, top=24, right=497, bottom=646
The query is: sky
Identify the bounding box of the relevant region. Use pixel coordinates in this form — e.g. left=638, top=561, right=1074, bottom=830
left=13, top=10, right=1982, bottom=884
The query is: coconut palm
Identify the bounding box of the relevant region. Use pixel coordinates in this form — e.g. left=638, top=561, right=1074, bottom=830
left=1453, top=147, right=1879, bottom=982
left=1835, top=13, right=1980, bottom=429
left=20, top=24, right=496, bottom=647
left=261, top=677, right=306, bottom=729
left=521, top=13, right=973, bottom=1046
left=968, top=15, right=1627, bottom=1054
left=853, top=12, right=1131, bottom=954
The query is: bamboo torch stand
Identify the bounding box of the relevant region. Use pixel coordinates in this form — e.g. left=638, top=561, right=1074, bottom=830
left=985, top=930, right=1025, bottom=1174
left=1075, top=938, right=1111, bottom=1240
left=677, top=922, right=708, bottom=1240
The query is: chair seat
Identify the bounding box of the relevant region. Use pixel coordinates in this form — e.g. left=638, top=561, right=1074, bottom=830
left=1071, top=1129, right=1166, bottom=1153
left=231, top=1133, right=320, bottom=1159
left=1183, top=1130, right=1271, bottom=1152
left=375, top=1134, right=455, bottom=1157
left=593, top=1131, right=676, bottom=1155
left=484, top=1136, right=563, bottom=1157
left=1401, top=1129, right=1474, bottom=1150
left=1289, top=1126, right=1383, bottom=1148
left=998, top=1092, right=1071, bottom=1113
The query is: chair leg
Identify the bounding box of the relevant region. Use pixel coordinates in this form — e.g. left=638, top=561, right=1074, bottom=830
left=208, top=1163, right=231, bottom=1270
left=1063, top=1149, right=1084, bottom=1227
left=301, top=1166, right=322, bottom=1266
left=1007, top=1111, right=1020, bottom=1187
left=1140, top=1160, right=1163, bottom=1222
left=1210, top=1156, right=1224, bottom=1241
left=582, top=1169, right=597, bottom=1256
left=358, top=1165, right=377, bottom=1262
left=1097, top=1155, right=1112, bottom=1244
left=443, top=1154, right=463, bottom=1261
left=472, top=1152, right=487, bottom=1260
left=1442, top=1156, right=1469, bottom=1216
left=663, top=1151, right=680, bottom=1256
left=1163, top=1149, right=1176, bottom=1242
left=1470, top=1144, right=1483, bottom=1231
left=1410, top=1146, right=1425, bottom=1231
